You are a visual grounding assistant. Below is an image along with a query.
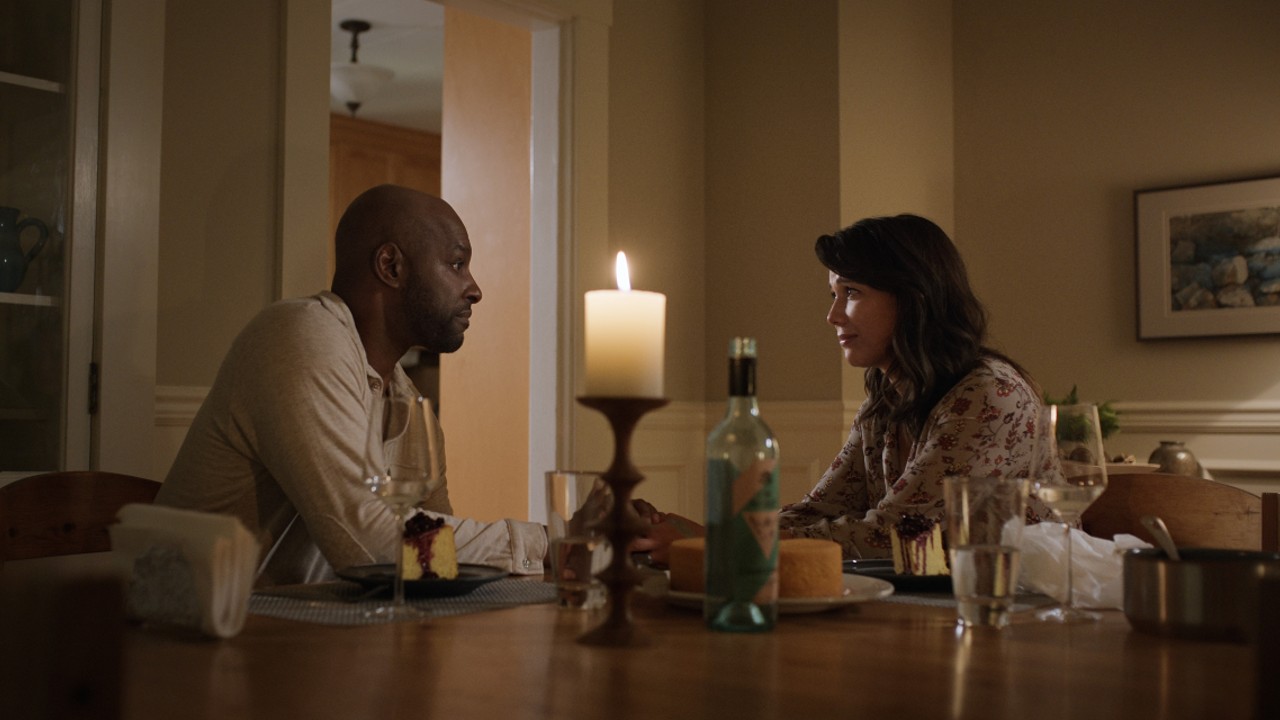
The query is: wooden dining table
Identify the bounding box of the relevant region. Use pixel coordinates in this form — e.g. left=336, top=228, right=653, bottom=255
left=135, top=588, right=1258, bottom=719
left=2, top=558, right=1265, bottom=720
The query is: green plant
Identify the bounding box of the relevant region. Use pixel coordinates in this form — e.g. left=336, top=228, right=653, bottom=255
left=1043, top=385, right=1120, bottom=441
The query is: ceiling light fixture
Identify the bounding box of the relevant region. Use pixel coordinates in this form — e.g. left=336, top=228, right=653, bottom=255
left=330, top=19, right=394, bottom=118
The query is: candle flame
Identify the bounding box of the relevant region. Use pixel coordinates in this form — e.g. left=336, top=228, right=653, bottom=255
left=615, top=251, right=631, bottom=291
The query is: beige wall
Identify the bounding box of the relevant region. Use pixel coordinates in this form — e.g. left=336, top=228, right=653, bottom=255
left=277, top=0, right=333, bottom=302
left=440, top=8, right=532, bottom=523
left=838, top=0, right=953, bottom=408
left=595, top=0, right=706, bottom=515
left=840, top=0, right=953, bottom=225
left=954, top=1, right=1280, bottom=489
left=607, top=0, right=706, bottom=404
left=703, top=0, right=841, bottom=405
left=156, top=0, right=280, bottom=387
left=564, top=7, right=621, bottom=474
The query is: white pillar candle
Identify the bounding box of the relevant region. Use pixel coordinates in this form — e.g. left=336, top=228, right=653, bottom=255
left=584, top=252, right=666, bottom=398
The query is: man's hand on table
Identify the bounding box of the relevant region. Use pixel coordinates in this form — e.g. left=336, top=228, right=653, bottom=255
left=629, top=502, right=704, bottom=566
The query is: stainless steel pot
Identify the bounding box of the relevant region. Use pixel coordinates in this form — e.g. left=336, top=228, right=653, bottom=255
left=1123, top=547, right=1280, bottom=642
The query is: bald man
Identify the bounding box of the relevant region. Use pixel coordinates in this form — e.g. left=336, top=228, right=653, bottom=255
left=157, top=186, right=547, bottom=586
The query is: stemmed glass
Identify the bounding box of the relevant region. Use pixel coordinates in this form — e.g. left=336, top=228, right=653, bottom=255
left=1030, top=402, right=1109, bottom=623
left=363, top=395, right=438, bottom=622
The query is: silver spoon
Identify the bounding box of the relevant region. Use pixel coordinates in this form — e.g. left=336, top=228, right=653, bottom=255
left=1140, top=515, right=1181, bottom=561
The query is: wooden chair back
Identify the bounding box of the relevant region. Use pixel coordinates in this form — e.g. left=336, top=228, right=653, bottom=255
left=1259, top=574, right=1280, bottom=718
left=1081, top=472, right=1272, bottom=551
left=1263, top=492, right=1280, bottom=553
left=0, top=471, right=160, bottom=563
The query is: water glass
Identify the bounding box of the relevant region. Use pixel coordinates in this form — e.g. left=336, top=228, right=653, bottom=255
left=944, top=475, right=1029, bottom=628
left=545, top=470, right=613, bottom=610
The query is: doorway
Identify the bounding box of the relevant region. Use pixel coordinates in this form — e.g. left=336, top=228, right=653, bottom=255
left=326, top=0, right=561, bottom=524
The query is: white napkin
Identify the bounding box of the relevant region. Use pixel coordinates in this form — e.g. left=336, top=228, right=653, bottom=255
left=1018, top=524, right=1151, bottom=609
left=108, top=504, right=259, bottom=638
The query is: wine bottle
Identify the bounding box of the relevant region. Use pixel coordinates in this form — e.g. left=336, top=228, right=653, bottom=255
left=704, top=337, right=780, bottom=632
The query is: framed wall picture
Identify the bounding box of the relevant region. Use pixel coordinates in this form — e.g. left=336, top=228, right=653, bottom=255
left=1135, top=175, right=1280, bottom=339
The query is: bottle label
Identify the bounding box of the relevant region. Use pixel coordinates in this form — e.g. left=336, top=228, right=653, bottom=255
left=707, top=457, right=779, bottom=605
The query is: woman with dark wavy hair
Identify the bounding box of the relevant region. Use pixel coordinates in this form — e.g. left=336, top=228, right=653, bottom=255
left=633, top=214, right=1047, bottom=564
left=776, top=214, right=1049, bottom=559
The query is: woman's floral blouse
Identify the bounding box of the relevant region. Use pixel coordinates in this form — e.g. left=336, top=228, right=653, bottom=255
left=778, top=357, right=1051, bottom=559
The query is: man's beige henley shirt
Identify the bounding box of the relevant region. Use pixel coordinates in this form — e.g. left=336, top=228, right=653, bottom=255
left=156, top=292, right=547, bottom=586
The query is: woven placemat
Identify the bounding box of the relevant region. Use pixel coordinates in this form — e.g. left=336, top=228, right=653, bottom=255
left=249, top=578, right=557, bottom=626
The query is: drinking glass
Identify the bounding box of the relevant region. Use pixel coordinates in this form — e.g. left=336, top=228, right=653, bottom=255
left=545, top=470, right=613, bottom=609
left=1030, top=403, right=1109, bottom=623
left=362, top=395, right=439, bottom=622
left=944, top=475, right=1029, bottom=629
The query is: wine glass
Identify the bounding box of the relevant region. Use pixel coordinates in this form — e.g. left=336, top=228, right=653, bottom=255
left=362, top=395, right=439, bottom=622
left=1030, top=402, right=1109, bottom=623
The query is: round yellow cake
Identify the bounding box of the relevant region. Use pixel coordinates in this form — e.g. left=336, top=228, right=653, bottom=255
left=777, top=538, right=843, bottom=598
left=667, top=537, right=843, bottom=598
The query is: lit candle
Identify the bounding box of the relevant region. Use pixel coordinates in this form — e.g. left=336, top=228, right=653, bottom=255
left=584, top=252, right=666, bottom=398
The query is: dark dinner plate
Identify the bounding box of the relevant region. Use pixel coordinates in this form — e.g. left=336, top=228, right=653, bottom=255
left=337, top=563, right=507, bottom=598
left=843, top=559, right=953, bottom=593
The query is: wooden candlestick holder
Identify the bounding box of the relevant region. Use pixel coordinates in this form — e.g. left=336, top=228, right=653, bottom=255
left=575, top=395, right=669, bottom=647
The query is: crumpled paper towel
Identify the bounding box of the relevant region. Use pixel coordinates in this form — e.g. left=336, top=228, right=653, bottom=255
left=1018, top=524, right=1152, bottom=609
left=109, top=504, right=259, bottom=638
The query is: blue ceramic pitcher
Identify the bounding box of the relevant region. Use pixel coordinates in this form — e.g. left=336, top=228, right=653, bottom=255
left=0, top=206, right=49, bottom=293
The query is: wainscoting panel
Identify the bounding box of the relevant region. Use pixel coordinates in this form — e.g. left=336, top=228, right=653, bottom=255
left=627, top=400, right=847, bottom=520
left=752, top=400, right=847, bottom=508
left=628, top=401, right=706, bottom=521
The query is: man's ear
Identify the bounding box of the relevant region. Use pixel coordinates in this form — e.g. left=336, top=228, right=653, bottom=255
left=373, top=242, right=405, bottom=288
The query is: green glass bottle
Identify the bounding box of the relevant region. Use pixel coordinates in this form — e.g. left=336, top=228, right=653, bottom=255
left=704, top=337, right=780, bottom=632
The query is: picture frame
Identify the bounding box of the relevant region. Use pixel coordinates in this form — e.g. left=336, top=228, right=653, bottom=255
left=1135, top=174, right=1280, bottom=339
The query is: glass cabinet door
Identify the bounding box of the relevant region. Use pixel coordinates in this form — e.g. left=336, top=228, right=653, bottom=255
left=0, top=0, right=98, bottom=475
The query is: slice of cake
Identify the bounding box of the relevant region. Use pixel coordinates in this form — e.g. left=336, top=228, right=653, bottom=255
left=777, top=538, right=843, bottom=598
left=401, top=512, right=459, bottom=580
left=890, top=513, right=949, bottom=576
